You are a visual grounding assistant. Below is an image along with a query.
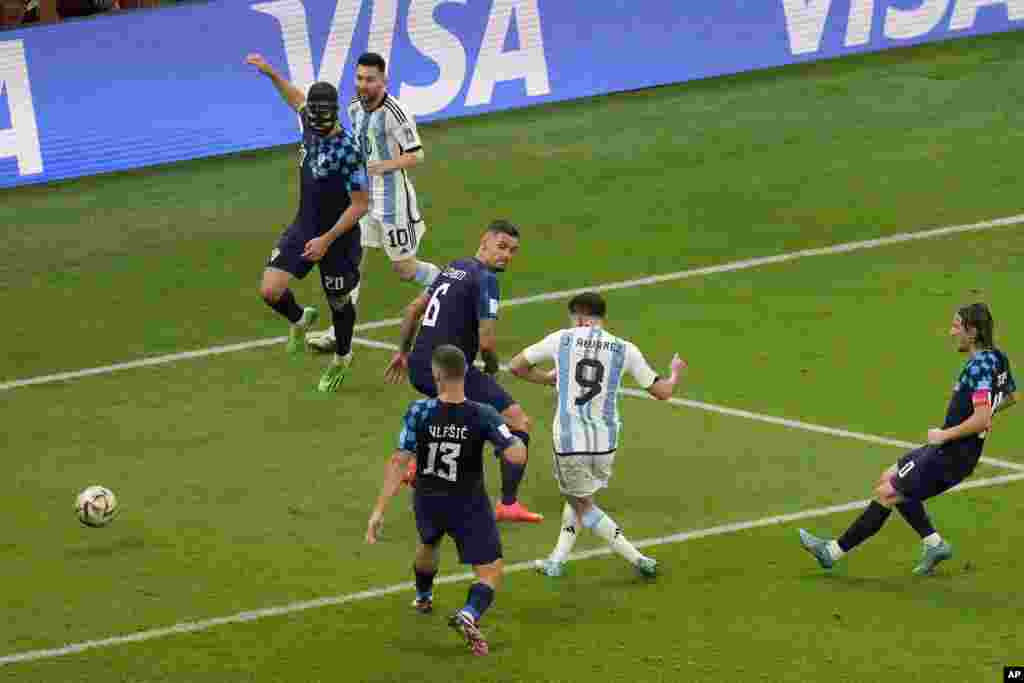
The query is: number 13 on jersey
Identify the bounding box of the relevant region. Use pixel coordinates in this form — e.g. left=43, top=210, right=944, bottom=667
left=423, top=441, right=461, bottom=482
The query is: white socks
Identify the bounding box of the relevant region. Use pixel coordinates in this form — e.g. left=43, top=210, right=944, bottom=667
left=549, top=503, right=645, bottom=567
left=331, top=351, right=352, bottom=367
left=923, top=533, right=942, bottom=548
left=549, top=503, right=578, bottom=563
left=827, top=540, right=845, bottom=561
left=592, top=512, right=644, bottom=565
left=576, top=505, right=643, bottom=566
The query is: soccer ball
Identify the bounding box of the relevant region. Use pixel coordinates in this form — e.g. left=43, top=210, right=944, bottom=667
left=75, top=485, right=118, bottom=528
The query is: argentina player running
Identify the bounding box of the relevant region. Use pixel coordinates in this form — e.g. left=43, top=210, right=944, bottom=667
left=509, top=293, right=686, bottom=578
left=385, top=221, right=543, bottom=523
left=367, top=346, right=526, bottom=657
left=800, top=303, right=1017, bottom=575
left=246, top=54, right=368, bottom=392
left=306, top=52, right=441, bottom=352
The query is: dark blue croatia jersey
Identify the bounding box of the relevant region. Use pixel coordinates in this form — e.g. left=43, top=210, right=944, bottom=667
left=398, top=398, right=516, bottom=495
left=410, top=258, right=500, bottom=367
left=295, top=107, right=368, bottom=236
left=944, top=349, right=1016, bottom=457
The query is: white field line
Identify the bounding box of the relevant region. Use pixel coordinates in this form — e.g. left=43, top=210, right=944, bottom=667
left=3, top=213, right=1023, bottom=392
left=347, top=337, right=1024, bottom=473
left=3, top=469, right=1022, bottom=667
left=617, top=388, right=1024, bottom=472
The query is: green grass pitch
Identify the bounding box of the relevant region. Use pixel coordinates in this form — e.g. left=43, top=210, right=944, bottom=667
left=2, top=30, right=1023, bottom=683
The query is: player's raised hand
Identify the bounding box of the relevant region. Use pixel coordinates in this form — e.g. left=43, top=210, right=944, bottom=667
left=366, top=511, right=384, bottom=544
left=302, top=236, right=329, bottom=262
left=245, top=53, right=274, bottom=76
left=385, top=352, right=408, bottom=384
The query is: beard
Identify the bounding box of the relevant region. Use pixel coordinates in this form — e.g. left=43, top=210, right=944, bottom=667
left=359, top=89, right=382, bottom=105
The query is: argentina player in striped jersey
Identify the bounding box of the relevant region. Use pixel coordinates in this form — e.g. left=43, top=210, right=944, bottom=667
left=307, top=53, right=441, bottom=352
left=800, top=303, right=1017, bottom=575
left=509, top=292, right=687, bottom=578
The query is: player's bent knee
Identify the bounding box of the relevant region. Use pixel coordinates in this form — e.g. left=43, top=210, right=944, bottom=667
left=568, top=496, right=592, bottom=517
left=474, top=559, right=504, bottom=585
left=259, top=284, right=284, bottom=304
left=392, top=259, right=417, bottom=281
left=260, top=269, right=291, bottom=304
left=875, top=466, right=896, bottom=489
left=874, top=483, right=900, bottom=507
left=326, top=292, right=351, bottom=312
left=502, top=407, right=530, bottom=434
left=415, top=543, right=440, bottom=568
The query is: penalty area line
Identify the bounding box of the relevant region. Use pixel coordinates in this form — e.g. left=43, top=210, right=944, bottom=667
left=4, top=212, right=1022, bottom=392
left=2, top=471, right=1022, bottom=666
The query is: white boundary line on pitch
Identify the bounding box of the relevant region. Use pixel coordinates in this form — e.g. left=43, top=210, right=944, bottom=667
left=617, top=387, right=1024, bottom=472
left=348, top=337, right=1024, bottom=473
left=3, top=469, right=1022, bottom=667
left=3, top=212, right=1023, bottom=392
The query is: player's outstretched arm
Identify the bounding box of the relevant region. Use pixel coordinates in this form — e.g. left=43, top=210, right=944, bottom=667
left=366, top=450, right=414, bottom=544
left=647, top=354, right=687, bottom=401
left=386, top=293, right=429, bottom=383
left=479, top=320, right=500, bottom=375
left=508, top=353, right=556, bottom=386
left=245, top=53, right=305, bottom=112
left=928, top=403, right=993, bottom=445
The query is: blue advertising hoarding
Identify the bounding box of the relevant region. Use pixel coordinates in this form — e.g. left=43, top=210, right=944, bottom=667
left=1, top=0, right=1021, bottom=188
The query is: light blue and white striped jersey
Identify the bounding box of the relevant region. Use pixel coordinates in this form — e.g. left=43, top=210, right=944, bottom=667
left=523, top=327, right=659, bottom=455
left=348, top=93, right=422, bottom=226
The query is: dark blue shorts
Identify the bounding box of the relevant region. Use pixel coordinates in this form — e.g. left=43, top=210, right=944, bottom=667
left=414, top=490, right=502, bottom=566
left=408, top=361, right=515, bottom=414
left=268, top=223, right=362, bottom=297
left=890, top=445, right=979, bottom=501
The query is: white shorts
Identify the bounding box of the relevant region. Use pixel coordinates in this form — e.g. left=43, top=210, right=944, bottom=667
left=360, top=214, right=426, bottom=261
left=552, top=452, right=615, bottom=498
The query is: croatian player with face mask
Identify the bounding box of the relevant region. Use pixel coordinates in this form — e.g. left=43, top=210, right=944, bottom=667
left=246, top=53, right=369, bottom=392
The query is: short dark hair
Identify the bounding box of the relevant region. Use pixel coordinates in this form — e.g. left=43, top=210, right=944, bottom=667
left=486, top=219, right=520, bottom=239
left=357, top=52, right=387, bottom=74
left=568, top=292, right=607, bottom=319
left=432, top=345, right=467, bottom=380
left=958, top=303, right=995, bottom=348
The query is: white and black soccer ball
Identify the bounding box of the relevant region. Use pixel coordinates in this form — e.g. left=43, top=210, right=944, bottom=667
left=75, top=485, right=118, bottom=528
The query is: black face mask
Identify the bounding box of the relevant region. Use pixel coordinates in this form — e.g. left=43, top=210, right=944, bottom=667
left=305, top=100, right=338, bottom=136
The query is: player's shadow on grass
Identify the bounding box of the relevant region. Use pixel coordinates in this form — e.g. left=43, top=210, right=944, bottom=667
left=64, top=535, right=146, bottom=559
left=391, top=632, right=499, bottom=658
left=804, top=571, right=1011, bottom=610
